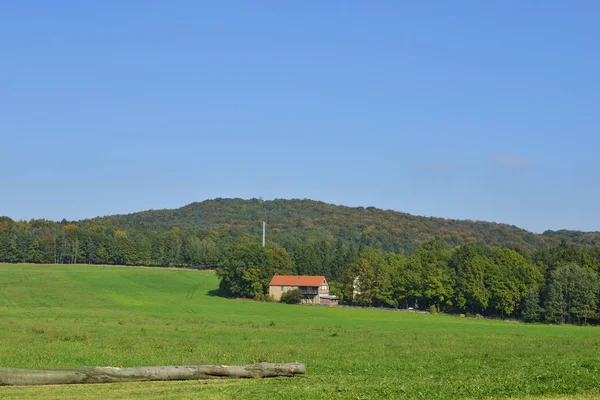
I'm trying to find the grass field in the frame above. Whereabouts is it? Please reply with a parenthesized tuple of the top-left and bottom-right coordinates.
(1, 264, 600, 399)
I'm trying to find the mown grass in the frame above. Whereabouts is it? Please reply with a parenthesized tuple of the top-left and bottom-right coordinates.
(0, 264, 599, 399)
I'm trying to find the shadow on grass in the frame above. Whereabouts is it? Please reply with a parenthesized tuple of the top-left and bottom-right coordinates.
(206, 288, 229, 298)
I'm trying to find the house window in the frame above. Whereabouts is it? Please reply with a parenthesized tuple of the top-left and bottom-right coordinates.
(281, 286, 284, 291)
(321, 285, 327, 290)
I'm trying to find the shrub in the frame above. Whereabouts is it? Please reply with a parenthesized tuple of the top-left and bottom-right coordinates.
(253, 293, 276, 302)
(264, 294, 276, 303)
(281, 289, 303, 304)
(429, 304, 437, 314)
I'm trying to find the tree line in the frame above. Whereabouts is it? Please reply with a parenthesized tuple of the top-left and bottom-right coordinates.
(217, 239, 600, 325)
(0, 218, 224, 268)
(1, 216, 599, 324)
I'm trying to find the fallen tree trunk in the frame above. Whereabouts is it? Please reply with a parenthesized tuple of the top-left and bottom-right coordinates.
(0, 362, 305, 386)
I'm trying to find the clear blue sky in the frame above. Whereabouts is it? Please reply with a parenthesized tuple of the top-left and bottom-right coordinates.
(1, 1, 599, 233)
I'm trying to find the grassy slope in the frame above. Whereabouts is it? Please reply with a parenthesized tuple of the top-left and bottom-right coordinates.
(1, 264, 599, 400)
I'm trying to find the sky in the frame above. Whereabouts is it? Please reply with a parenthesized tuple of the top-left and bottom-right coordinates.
(1, 1, 599, 233)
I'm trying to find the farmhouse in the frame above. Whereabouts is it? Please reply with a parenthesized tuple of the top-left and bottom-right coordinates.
(269, 275, 338, 306)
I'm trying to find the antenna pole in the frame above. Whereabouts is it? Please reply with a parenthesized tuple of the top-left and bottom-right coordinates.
(262, 221, 266, 247)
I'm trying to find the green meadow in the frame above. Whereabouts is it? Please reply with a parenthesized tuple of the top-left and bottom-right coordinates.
(1, 264, 599, 399)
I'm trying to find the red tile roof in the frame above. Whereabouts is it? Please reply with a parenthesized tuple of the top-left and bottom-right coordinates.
(269, 275, 326, 287)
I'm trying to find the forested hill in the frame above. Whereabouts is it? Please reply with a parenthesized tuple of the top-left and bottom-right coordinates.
(86, 198, 598, 254)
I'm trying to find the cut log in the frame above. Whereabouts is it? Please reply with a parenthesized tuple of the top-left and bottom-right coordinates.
(0, 362, 305, 386)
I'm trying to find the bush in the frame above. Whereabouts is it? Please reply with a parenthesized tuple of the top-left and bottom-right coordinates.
(264, 294, 276, 303)
(281, 289, 303, 304)
(429, 304, 437, 314)
(253, 293, 277, 302)
(253, 293, 263, 302)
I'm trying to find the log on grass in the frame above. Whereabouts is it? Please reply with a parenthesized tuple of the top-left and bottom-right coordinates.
(0, 362, 305, 386)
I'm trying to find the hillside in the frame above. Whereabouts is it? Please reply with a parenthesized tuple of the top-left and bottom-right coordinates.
(87, 198, 598, 254)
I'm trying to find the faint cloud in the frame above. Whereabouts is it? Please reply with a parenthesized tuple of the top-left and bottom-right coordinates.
(493, 154, 532, 168)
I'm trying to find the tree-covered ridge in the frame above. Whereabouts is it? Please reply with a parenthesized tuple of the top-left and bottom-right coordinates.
(84, 198, 598, 254)
(542, 229, 600, 247)
(1, 198, 600, 323)
(1, 198, 599, 270)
